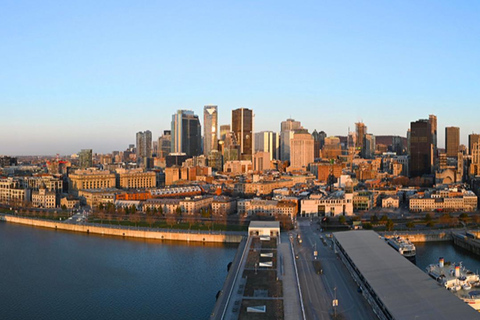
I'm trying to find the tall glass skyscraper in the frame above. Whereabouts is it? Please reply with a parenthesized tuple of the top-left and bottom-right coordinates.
(171, 110, 202, 157)
(203, 105, 218, 156)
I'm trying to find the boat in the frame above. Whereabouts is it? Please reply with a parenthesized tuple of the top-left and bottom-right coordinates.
(386, 236, 416, 262)
(426, 257, 480, 311)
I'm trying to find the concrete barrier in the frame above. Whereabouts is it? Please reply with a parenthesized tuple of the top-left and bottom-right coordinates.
(1, 215, 244, 244)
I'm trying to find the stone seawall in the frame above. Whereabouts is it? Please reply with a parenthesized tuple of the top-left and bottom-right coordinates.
(380, 230, 480, 242)
(1, 215, 244, 244)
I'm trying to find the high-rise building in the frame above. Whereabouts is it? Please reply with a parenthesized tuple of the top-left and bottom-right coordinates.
(136, 130, 152, 160)
(171, 110, 202, 157)
(203, 105, 218, 156)
(157, 130, 172, 159)
(469, 134, 480, 156)
(232, 108, 254, 161)
(78, 149, 93, 169)
(429, 114, 437, 156)
(289, 129, 314, 170)
(280, 118, 302, 162)
(445, 126, 460, 158)
(355, 122, 367, 151)
(254, 131, 279, 160)
(363, 134, 376, 159)
(220, 125, 231, 142)
(409, 119, 433, 177)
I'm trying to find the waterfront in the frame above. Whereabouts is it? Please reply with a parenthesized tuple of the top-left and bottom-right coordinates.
(0, 222, 237, 320)
(416, 241, 480, 274)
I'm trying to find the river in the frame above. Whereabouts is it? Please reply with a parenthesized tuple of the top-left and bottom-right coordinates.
(416, 241, 480, 273)
(0, 222, 237, 320)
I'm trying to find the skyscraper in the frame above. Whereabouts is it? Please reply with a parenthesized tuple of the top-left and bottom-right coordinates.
(355, 122, 367, 151)
(280, 118, 302, 162)
(232, 108, 254, 161)
(362, 134, 376, 159)
(78, 149, 93, 169)
(171, 110, 202, 157)
(220, 125, 231, 141)
(429, 114, 437, 156)
(136, 130, 152, 160)
(157, 130, 172, 159)
(409, 119, 433, 177)
(445, 126, 460, 158)
(469, 133, 480, 156)
(255, 131, 279, 160)
(289, 129, 314, 170)
(203, 105, 218, 156)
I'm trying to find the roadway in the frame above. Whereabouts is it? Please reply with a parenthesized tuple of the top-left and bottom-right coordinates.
(291, 219, 377, 320)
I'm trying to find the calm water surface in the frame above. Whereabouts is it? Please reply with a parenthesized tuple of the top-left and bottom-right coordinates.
(416, 241, 480, 273)
(0, 222, 237, 320)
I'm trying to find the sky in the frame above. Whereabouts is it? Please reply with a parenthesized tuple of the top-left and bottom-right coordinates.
(1, 0, 479, 155)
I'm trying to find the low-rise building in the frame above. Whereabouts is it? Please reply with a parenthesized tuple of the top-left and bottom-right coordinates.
(60, 196, 80, 209)
(212, 196, 237, 215)
(353, 191, 374, 211)
(31, 187, 56, 208)
(115, 168, 156, 189)
(409, 190, 477, 212)
(382, 196, 400, 208)
(78, 188, 120, 207)
(300, 191, 354, 217)
(238, 199, 297, 217)
(69, 169, 116, 195)
(144, 196, 213, 215)
(0, 177, 26, 205)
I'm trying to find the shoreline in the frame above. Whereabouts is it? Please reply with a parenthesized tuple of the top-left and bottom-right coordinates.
(0, 214, 245, 244)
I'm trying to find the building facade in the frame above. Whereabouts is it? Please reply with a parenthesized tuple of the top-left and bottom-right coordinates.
(232, 108, 254, 161)
(203, 105, 218, 156)
(171, 110, 202, 157)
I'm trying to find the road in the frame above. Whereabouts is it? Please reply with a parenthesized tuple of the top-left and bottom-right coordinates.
(291, 219, 377, 320)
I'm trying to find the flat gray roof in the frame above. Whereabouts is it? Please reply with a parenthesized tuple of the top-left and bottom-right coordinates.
(334, 231, 480, 320)
(248, 221, 280, 229)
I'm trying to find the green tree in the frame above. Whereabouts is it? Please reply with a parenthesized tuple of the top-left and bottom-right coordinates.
(338, 215, 346, 224)
(363, 223, 373, 230)
(370, 215, 379, 223)
(406, 221, 415, 229)
(380, 214, 388, 222)
(426, 221, 435, 228)
(386, 219, 394, 231)
(425, 213, 432, 222)
(176, 206, 182, 215)
(61, 204, 67, 211)
(459, 213, 469, 221)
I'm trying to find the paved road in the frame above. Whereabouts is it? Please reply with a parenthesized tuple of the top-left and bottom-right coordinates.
(292, 219, 377, 320)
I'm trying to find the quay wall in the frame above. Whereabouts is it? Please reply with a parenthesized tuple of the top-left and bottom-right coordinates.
(379, 230, 480, 242)
(0, 215, 244, 244)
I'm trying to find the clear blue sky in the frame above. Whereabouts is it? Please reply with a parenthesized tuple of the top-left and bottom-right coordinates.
(1, 0, 479, 155)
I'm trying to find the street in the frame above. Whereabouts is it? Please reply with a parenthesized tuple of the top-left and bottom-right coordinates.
(291, 219, 377, 320)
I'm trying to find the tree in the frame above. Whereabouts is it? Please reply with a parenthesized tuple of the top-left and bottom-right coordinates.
(380, 214, 388, 222)
(166, 214, 176, 229)
(426, 221, 435, 228)
(61, 204, 67, 211)
(406, 221, 415, 229)
(145, 206, 151, 216)
(129, 213, 141, 227)
(98, 203, 104, 211)
(146, 215, 155, 228)
(386, 219, 394, 231)
(425, 213, 432, 222)
(97, 211, 106, 224)
(363, 223, 373, 230)
(338, 216, 346, 224)
(370, 215, 379, 223)
(176, 206, 182, 215)
(459, 213, 469, 222)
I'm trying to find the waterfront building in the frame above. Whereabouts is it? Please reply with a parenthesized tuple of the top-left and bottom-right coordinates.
(212, 196, 237, 215)
(280, 118, 302, 162)
(78, 188, 119, 207)
(68, 169, 116, 195)
(78, 149, 93, 169)
(300, 191, 353, 217)
(446, 127, 460, 158)
(409, 190, 477, 212)
(31, 185, 56, 208)
(203, 105, 218, 156)
(115, 168, 156, 189)
(0, 177, 26, 205)
(409, 119, 434, 177)
(60, 196, 80, 209)
(232, 108, 254, 161)
(136, 130, 152, 160)
(143, 195, 213, 215)
(22, 175, 63, 193)
(171, 110, 202, 157)
(237, 199, 297, 217)
(289, 129, 314, 171)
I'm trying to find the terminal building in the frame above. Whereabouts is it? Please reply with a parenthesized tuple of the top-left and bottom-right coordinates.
(333, 231, 479, 320)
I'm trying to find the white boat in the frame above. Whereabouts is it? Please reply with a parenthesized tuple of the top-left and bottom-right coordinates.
(386, 236, 416, 262)
(426, 257, 480, 311)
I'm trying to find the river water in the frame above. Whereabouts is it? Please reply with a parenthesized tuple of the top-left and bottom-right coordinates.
(416, 241, 480, 273)
(0, 222, 237, 320)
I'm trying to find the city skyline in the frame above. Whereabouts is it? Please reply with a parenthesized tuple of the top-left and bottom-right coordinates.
(1, 1, 480, 155)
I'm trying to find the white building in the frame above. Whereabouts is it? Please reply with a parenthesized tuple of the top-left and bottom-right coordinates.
(301, 191, 354, 217)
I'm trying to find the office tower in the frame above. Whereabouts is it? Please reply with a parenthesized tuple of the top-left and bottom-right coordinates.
(203, 105, 218, 156)
(232, 108, 254, 161)
(363, 134, 376, 159)
(290, 129, 314, 170)
(429, 114, 437, 156)
(355, 122, 367, 151)
(470, 143, 480, 176)
(171, 110, 202, 157)
(280, 118, 302, 162)
(445, 126, 460, 158)
(136, 130, 152, 160)
(322, 136, 342, 159)
(220, 125, 231, 142)
(157, 130, 172, 159)
(409, 119, 433, 177)
(255, 131, 279, 160)
(469, 134, 480, 156)
(78, 149, 93, 169)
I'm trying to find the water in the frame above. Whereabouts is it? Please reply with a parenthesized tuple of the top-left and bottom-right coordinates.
(0, 222, 237, 320)
(416, 241, 480, 274)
